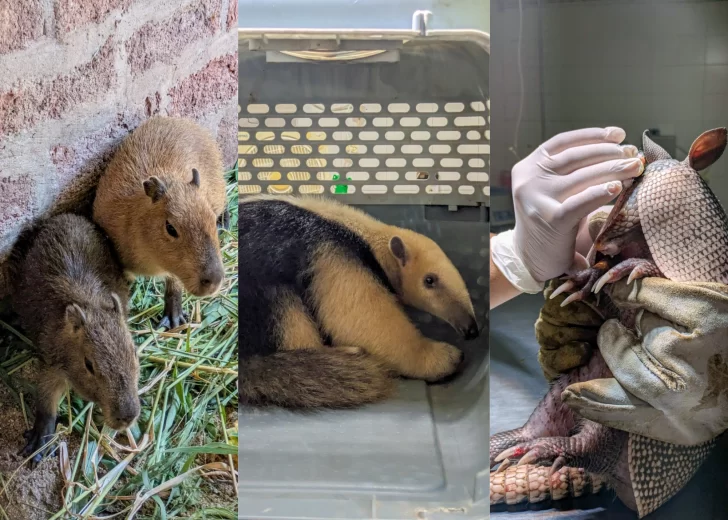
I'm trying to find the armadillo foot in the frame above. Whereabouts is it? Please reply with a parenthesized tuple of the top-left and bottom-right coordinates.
(593, 258, 662, 294)
(490, 427, 529, 468)
(553, 260, 611, 307)
(492, 423, 627, 476)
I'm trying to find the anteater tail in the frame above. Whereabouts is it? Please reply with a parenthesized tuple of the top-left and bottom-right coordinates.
(240, 348, 397, 409)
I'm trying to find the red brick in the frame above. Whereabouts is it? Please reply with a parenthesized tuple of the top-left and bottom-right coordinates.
(217, 106, 237, 167)
(226, 0, 236, 31)
(125, 0, 222, 75)
(52, 110, 143, 214)
(0, 37, 116, 137)
(0, 0, 44, 54)
(144, 91, 162, 117)
(167, 54, 237, 119)
(0, 174, 34, 237)
(54, 0, 134, 35)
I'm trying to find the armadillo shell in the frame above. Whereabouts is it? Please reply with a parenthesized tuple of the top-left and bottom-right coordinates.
(629, 433, 716, 518)
(639, 159, 728, 283)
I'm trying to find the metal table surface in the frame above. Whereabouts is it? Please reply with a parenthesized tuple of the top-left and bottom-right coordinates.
(490, 292, 728, 520)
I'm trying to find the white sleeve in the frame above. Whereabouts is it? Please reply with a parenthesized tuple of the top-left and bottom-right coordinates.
(491, 229, 544, 294)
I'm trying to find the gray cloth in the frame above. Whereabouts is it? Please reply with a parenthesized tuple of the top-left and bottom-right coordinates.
(563, 277, 728, 446)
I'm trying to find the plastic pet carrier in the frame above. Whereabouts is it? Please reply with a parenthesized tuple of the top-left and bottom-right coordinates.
(238, 5, 490, 519)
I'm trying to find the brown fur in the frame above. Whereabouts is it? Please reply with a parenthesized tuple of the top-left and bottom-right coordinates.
(92, 116, 226, 327)
(241, 349, 397, 409)
(9, 214, 140, 459)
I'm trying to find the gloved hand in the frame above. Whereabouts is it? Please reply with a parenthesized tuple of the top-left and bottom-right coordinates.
(535, 209, 612, 381)
(535, 279, 603, 381)
(562, 277, 728, 446)
(491, 127, 644, 293)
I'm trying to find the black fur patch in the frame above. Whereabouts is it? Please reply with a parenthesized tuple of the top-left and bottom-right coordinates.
(238, 199, 394, 359)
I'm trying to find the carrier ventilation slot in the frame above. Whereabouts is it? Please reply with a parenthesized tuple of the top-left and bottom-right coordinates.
(238, 100, 490, 205)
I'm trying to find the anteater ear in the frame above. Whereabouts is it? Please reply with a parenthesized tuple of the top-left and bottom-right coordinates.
(110, 293, 123, 315)
(389, 236, 408, 267)
(191, 168, 200, 188)
(143, 176, 167, 203)
(65, 303, 87, 332)
(687, 128, 727, 171)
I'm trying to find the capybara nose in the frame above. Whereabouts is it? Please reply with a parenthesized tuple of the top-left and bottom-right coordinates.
(200, 272, 222, 290)
(199, 264, 224, 295)
(114, 411, 137, 426)
(113, 401, 140, 429)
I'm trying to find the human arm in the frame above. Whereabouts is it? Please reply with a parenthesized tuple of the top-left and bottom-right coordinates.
(489, 127, 644, 310)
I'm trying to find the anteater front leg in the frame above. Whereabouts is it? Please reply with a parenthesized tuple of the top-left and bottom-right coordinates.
(21, 367, 65, 465)
(311, 259, 463, 382)
(159, 276, 188, 330)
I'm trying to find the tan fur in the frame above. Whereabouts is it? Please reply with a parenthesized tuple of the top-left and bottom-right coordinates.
(276, 292, 324, 351)
(310, 246, 462, 380)
(92, 116, 226, 297)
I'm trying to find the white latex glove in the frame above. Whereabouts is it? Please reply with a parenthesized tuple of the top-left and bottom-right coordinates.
(492, 128, 644, 293)
(563, 277, 728, 446)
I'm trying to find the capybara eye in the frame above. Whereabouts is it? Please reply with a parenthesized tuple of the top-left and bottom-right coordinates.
(84, 358, 95, 375)
(165, 221, 179, 238)
(424, 274, 438, 288)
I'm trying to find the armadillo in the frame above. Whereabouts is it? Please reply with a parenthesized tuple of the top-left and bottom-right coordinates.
(490, 128, 728, 517)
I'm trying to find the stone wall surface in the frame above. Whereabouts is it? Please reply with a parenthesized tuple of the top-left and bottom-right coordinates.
(0, 0, 238, 295)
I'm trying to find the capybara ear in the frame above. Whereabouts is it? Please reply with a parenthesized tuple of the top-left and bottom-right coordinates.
(191, 168, 200, 188)
(110, 293, 123, 315)
(65, 303, 87, 332)
(142, 176, 167, 203)
(389, 236, 408, 267)
(687, 128, 728, 171)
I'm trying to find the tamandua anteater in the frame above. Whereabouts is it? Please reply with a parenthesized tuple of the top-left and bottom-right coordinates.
(239, 195, 480, 409)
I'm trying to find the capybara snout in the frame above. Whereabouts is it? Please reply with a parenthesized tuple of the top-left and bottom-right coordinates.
(195, 249, 225, 296)
(109, 393, 141, 430)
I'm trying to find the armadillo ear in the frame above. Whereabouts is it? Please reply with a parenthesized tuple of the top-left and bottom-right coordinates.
(191, 168, 200, 188)
(65, 303, 87, 332)
(687, 128, 727, 171)
(642, 130, 672, 164)
(389, 236, 408, 267)
(143, 176, 167, 203)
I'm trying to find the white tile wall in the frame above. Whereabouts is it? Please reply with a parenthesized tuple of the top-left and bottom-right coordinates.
(492, 0, 728, 209)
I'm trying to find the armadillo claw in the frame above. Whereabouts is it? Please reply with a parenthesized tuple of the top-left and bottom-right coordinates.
(593, 258, 663, 294)
(494, 458, 514, 474)
(550, 280, 575, 300)
(556, 262, 611, 307)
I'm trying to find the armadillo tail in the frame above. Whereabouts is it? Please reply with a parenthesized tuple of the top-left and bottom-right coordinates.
(490, 465, 608, 506)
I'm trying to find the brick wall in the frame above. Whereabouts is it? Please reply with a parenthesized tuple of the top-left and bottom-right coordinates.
(0, 0, 238, 294)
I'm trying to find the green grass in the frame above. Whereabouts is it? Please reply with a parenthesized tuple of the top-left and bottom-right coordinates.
(0, 168, 239, 519)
